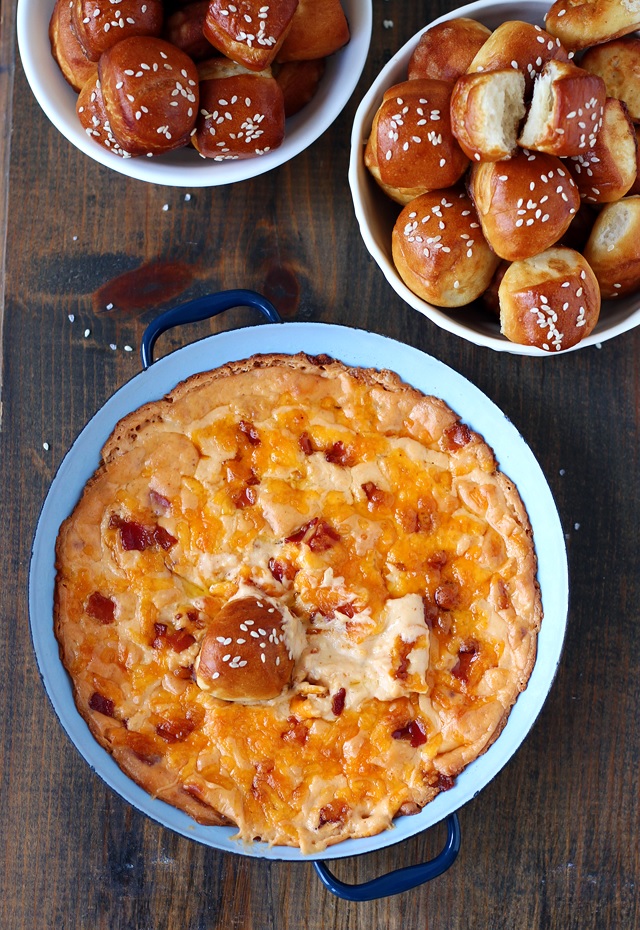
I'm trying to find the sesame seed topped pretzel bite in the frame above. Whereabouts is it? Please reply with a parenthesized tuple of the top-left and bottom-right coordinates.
(203, 0, 299, 72)
(392, 188, 501, 306)
(450, 69, 526, 162)
(76, 75, 133, 157)
(275, 0, 350, 62)
(49, 0, 98, 91)
(468, 149, 580, 261)
(365, 79, 470, 204)
(467, 21, 569, 97)
(566, 96, 637, 203)
(70, 0, 163, 62)
(192, 58, 285, 160)
(98, 36, 199, 156)
(498, 246, 600, 350)
(545, 0, 640, 51)
(518, 59, 606, 156)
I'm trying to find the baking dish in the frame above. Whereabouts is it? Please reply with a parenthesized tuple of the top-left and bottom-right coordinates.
(29, 290, 568, 898)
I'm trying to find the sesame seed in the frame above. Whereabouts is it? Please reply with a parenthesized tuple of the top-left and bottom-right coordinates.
(43, 442, 49, 451)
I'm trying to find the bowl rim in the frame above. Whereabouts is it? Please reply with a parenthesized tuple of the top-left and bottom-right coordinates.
(17, 0, 373, 186)
(348, 0, 640, 355)
(29, 319, 569, 862)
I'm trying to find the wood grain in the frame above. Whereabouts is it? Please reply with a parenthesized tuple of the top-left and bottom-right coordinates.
(1, 1, 639, 927)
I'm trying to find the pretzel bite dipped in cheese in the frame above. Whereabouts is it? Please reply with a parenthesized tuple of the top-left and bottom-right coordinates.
(193, 59, 285, 159)
(545, 0, 640, 51)
(581, 38, 640, 123)
(566, 97, 637, 203)
(450, 69, 526, 162)
(276, 0, 349, 62)
(468, 149, 580, 260)
(583, 196, 640, 296)
(163, 1, 213, 62)
(196, 593, 302, 702)
(203, 0, 299, 72)
(518, 59, 605, 157)
(98, 37, 199, 156)
(365, 80, 470, 205)
(76, 75, 132, 157)
(466, 21, 569, 96)
(407, 17, 492, 83)
(392, 188, 501, 307)
(49, 0, 97, 91)
(498, 246, 600, 350)
(70, 0, 163, 62)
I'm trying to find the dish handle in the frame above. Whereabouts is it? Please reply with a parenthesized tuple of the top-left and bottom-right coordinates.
(312, 813, 460, 901)
(140, 289, 282, 369)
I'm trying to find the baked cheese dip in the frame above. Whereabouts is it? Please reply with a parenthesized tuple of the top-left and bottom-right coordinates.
(54, 353, 541, 852)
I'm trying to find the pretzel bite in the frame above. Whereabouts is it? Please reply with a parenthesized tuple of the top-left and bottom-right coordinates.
(581, 38, 640, 123)
(70, 0, 163, 62)
(76, 75, 133, 157)
(203, 0, 298, 71)
(468, 150, 580, 260)
(193, 59, 285, 159)
(450, 69, 526, 162)
(498, 247, 600, 350)
(196, 595, 297, 702)
(49, 0, 98, 91)
(407, 17, 491, 82)
(518, 60, 605, 156)
(545, 0, 640, 51)
(567, 97, 637, 203)
(275, 59, 325, 117)
(276, 0, 349, 62)
(99, 37, 199, 156)
(364, 80, 469, 205)
(467, 21, 569, 96)
(163, 1, 213, 61)
(391, 189, 501, 307)
(583, 196, 640, 296)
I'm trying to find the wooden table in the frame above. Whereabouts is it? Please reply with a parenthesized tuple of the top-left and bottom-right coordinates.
(2, 1, 639, 927)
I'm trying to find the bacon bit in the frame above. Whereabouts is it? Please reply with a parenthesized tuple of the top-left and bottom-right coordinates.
(233, 486, 257, 509)
(318, 800, 349, 826)
(126, 732, 163, 766)
(167, 629, 196, 653)
(152, 622, 168, 648)
(325, 441, 355, 466)
(422, 598, 438, 628)
(173, 664, 194, 680)
(181, 783, 214, 808)
(186, 609, 201, 626)
(238, 420, 260, 445)
(86, 591, 116, 624)
(308, 521, 340, 551)
(268, 557, 297, 583)
(443, 422, 472, 450)
(109, 515, 176, 551)
(246, 469, 260, 486)
(436, 773, 456, 791)
(392, 719, 427, 747)
(298, 431, 314, 455)
(451, 642, 479, 681)
(427, 550, 448, 570)
(337, 602, 355, 618)
(149, 489, 170, 512)
(285, 517, 318, 543)
(251, 760, 277, 801)
(362, 481, 386, 504)
(435, 582, 461, 610)
(281, 716, 308, 745)
(331, 688, 346, 716)
(89, 691, 115, 718)
(156, 716, 196, 743)
(154, 525, 177, 550)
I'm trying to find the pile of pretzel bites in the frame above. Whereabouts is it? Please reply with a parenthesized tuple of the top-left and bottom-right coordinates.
(365, 2, 640, 352)
(49, 0, 349, 161)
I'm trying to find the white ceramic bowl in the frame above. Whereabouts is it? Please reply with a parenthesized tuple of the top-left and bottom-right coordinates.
(18, 0, 372, 186)
(349, 0, 640, 355)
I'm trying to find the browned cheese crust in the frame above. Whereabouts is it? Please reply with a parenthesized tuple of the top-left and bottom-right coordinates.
(55, 353, 542, 853)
